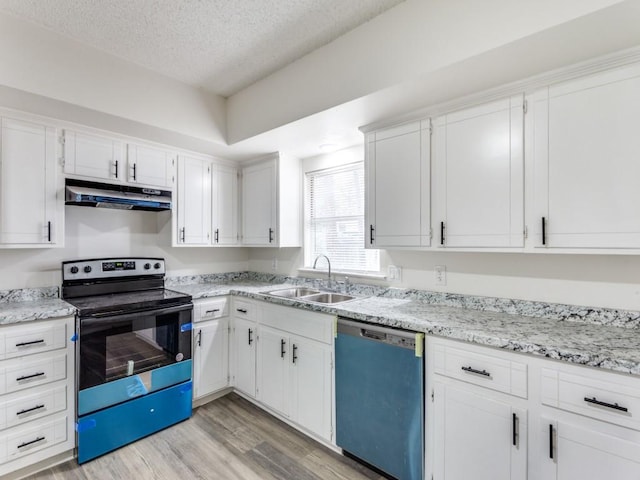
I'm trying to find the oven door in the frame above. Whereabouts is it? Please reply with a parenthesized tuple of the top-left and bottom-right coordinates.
(78, 303, 192, 416)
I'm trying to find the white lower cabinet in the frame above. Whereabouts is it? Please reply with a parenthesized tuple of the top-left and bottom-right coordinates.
(256, 325, 289, 415)
(192, 297, 230, 400)
(433, 381, 527, 480)
(231, 315, 257, 398)
(0, 316, 75, 478)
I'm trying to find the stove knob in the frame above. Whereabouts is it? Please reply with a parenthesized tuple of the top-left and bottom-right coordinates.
(154, 262, 162, 270)
(70, 266, 79, 274)
(144, 263, 151, 270)
(83, 265, 92, 274)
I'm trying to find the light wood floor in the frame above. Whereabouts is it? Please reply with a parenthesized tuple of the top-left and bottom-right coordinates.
(27, 393, 385, 480)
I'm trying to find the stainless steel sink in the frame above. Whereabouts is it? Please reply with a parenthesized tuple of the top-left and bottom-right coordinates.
(267, 287, 321, 298)
(302, 293, 356, 304)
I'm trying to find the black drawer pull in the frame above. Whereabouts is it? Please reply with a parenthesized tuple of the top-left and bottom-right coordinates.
(369, 224, 375, 244)
(584, 396, 629, 412)
(17, 372, 45, 382)
(440, 221, 445, 245)
(541, 216, 546, 246)
(280, 339, 286, 358)
(17, 436, 45, 449)
(461, 366, 490, 377)
(248, 328, 253, 346)
(236, 308, 248, 314)
(16, 339, 45, 347)
(549, 424, 554, 459)
(17, 404, 45, 416)
(292, 344, 298, 364)
(205, 309, 220, 314)
(512, 413, 517, 446)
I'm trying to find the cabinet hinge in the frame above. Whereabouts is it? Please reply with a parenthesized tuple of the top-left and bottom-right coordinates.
(227, 374, 230, 382)
(429, 227, 433, 239)
(431, 389, 434, 402)
(429, 119, 433, 135)
(523, 100, 528, 114)
(524, 225, 528, 239)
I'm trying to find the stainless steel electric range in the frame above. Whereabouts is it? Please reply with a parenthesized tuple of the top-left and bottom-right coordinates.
(61, 257, 193, 464)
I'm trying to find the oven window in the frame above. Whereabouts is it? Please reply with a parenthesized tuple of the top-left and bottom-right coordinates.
(80, 307, 192, 390)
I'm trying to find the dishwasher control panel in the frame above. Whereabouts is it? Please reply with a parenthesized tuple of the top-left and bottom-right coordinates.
(361, 328, 416, 349)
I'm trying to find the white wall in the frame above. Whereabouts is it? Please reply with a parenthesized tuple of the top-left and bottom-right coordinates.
(0, 12, 226, 147)
(0, 207, 248, 290)
(227, 0, 626, 142)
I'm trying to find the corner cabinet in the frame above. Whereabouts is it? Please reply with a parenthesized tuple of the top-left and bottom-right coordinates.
(364, 120, 431, 248)
(531, 62, 640, 249)
(0, 115, 63, 247)
(241, 153, 301, 247)
(432, 95, 524, 248)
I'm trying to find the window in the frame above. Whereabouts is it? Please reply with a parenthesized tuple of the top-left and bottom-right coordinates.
(305, 162, 379, 272)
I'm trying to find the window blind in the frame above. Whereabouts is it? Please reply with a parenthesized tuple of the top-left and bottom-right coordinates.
(305, 162, 379, 272)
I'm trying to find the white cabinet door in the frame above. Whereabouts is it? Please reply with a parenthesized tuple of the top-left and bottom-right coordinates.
(433, 96, 524, 248)
(289, 335, 332, 441)
(176, 155, 211, 245)
(0, 117, 60, 245)
(256, 325, 288, 416)
(366, 121, 430, 247)
(127, 144, 175, 189)
(212, 164, 238, 245)
(433, 381, 527, 480)
(231, 316, 256, 397)
(193, 318, 229, 399)
(535, 419, 640, 480)
(242, 160, 276, 246)
(64, 130, 124, 182)
(532, 64, 640, 249)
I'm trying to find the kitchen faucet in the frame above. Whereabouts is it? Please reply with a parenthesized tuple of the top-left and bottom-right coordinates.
(312, 254, 331, 288)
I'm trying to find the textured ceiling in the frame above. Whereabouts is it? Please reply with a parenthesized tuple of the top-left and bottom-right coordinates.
(0, 0, 404, 97)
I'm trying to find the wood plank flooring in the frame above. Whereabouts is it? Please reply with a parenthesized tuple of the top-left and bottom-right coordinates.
(26, 393, 385, 480)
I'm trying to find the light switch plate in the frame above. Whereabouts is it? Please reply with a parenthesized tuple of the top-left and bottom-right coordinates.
(388, 265, 402, 282)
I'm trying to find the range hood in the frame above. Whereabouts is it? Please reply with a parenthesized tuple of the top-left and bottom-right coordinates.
(65, 179, 172, 211)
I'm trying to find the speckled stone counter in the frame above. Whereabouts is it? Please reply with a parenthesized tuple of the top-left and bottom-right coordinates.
(0, 287, 76, 325)
(170, 275, 640, 376)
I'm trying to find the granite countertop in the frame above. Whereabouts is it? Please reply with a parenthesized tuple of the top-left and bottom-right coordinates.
(176, 280, 640, 376)
(2, 277, 639, 376)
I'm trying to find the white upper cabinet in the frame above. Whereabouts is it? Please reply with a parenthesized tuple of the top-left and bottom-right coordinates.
(176, 154, 211, 245)
(531, 63, 640, 249)
(212, 164, 238, 245)
(63, 130, 125, 182)
(127, 143, 175, 189)
(433, 95, 524, 248)
(365, 120, 431, 248)
(0, 116, 62, 246)
(241, 153, 301, 247)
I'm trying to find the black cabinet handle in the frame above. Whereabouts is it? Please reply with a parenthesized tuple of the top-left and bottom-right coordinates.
(204, 309, 220, 314)
(461, 366, 490, 377)
(369, 224, 375, 244)
(197, 330, 202, 347)
(17, 372, 45, 382)
(47, 221, 51, 242)
(292, 344, 298, 364)
(248, 328, 253, 346)
(214, 228, 219, 243)
(16, 339, 45, 347)
(17, 436, 45, 449)
(268, 228, 274, 243)
(114, 160, 119, 179)
(584, 396, 628, 412)
(549, 424, 554, 459)
(17, 404, 45, 416)
(440, 221, 445, 245)
(132, 163, 137, 181)
(542, 217, 546, 246)
(512, 413, 517, 446)
(236, 308, 247, 314)
(280, 339, 286, 358)
(180, 227, 186, 243)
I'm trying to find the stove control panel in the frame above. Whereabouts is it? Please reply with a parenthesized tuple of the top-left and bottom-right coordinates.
(63, 258, 166, 281)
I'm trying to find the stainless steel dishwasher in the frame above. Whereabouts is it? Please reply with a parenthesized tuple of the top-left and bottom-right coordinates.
(336, 317, 424, 480)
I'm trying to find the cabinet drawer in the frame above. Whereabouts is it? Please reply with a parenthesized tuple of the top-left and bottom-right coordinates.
(434, 343, 527, 398)
(195, 297, 229, 322)
(3, 321, 67, 360)
(261, 303, 333, 344)
(542, 368, 640, 430)
(0, 384, 67, 432)
(0, 414, 68, 464)
(233, 299, 256, 321)
(0, 352, 67, 395)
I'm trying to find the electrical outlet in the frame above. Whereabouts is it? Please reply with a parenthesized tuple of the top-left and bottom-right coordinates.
(434, 265, 446, 286)
(271, 257, 278, 270)
(387, 265, 402, 282)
